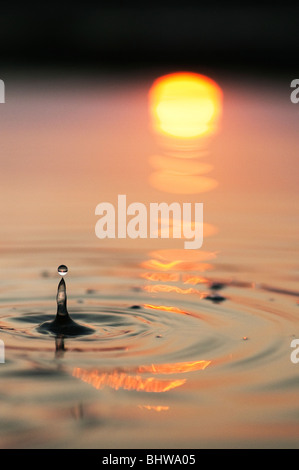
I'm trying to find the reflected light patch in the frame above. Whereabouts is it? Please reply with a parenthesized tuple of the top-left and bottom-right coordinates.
(144, 304, 191, 316)
(149, 154, 213, 174)
(149, 172, 218, 194)
(183, 275, 208, 285)
(138, 405, 169, 412)
(73, 368, 186, 393)
(143, 303, 206, 320)
(140, 272, 180, 282)
(149, 219, 218, 239)
(141, 260, 184, 271)
(138, 360, 211, 374)
(141, 259, 214, 272)
(143, 284, 201, 296)
(151, 249, 217, 262)
(149, 72, 222, 138)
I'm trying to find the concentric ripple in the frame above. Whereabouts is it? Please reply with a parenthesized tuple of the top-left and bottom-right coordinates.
(0, 280, 296, 375)
(0, 266, 298, 450)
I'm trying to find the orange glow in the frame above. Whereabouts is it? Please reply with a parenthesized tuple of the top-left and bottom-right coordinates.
(143, 302, 206, 319)
(149, 218, 217, 238)
(138, 360, 211, 374)
(73, 368, 186, 393)
(144, 304, 191, 315)
(138, 405, 169, 412)
(149, 154, 213, 173)
(73, 359, 211, 394)
(141, 259, 184, 271)
(149, 172, 218, 194)
(141, 259, 213, 272)
(143, 284, 201, 296)
(140, 272, 180, 282)
(151, 249, 217, 262)
(149, 72, 222, 138)
(183, 275, 208, 285)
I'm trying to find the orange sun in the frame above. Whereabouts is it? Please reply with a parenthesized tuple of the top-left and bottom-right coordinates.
(149, 72, 222, 138)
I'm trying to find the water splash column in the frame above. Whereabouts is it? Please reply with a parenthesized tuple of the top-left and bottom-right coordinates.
(37, 265, 94, 337)
(57, 265, 69, 318)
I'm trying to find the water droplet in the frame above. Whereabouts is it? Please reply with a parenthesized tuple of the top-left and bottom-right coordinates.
(56, 278, 68, 317)
(58, 265, 68, 276)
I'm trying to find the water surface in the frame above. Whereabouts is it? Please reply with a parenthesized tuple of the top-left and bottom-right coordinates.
(0, 74, 298, 448)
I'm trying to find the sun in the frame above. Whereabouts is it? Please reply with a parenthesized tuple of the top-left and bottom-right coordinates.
(149, 72, 222, 138)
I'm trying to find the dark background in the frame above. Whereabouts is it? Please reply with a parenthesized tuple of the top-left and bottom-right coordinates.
(0, 1, 298, 76)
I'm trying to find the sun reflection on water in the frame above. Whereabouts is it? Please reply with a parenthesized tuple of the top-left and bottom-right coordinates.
(141, 71, 223, 329)
(148, 71, 221, 197)
(73, 359, 211, 394)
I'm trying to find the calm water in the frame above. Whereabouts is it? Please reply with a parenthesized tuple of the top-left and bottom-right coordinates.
(0, 73, 298, 448)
